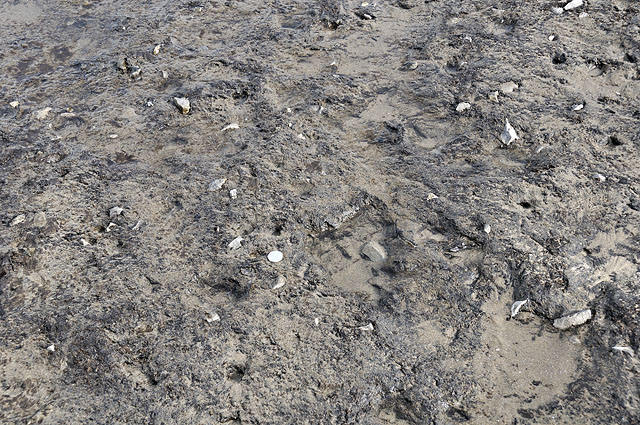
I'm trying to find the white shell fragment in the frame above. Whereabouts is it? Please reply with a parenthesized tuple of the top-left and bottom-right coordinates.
(593, 173, 606, 182)
(153, 44, 161, 55)
(456, 102, 471, 112)
(579, 11, 588, 18)
(510, 299, 528, 318)
(548, 35, 556, 41)
(427, 193, 439, 200)
(361, 241, 387, 262)
(80, 238, 91, 246)
(612, 346, 635, 356)
(564, 0, 583, 10)
(484, 223, 491, 234)
(553, 309, 592, 330)
(572, 103, 584, 111)
(359, 323, 374, 331)
(35, 107, 52, 120)
(105, 222, 117, 232)
(205, 313, 220, 323)
(228, 237, 243, 250)
(552, 7, 564, 15)
(10, 214, 26, 226)
(9, 101, 19, 108)
(267, 250, 284, 263)
(488, 91, 499, 102)
(174, 97, 190, 114)
(500, 81, 519, 94)
(47, 344, 55, 352)
(222, 122, 240, 132)
(500, 119, 519, 145)
(108, 133, 118, 139)
(109, 206, 124, 218)
(273, 275, 286, 289)
(208, 178, 227, 191)
(229, 189, 238, 199)
(314, 317, 320, 326)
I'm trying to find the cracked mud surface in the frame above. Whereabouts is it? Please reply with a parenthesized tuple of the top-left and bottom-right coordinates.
(1, 1, 639, 424)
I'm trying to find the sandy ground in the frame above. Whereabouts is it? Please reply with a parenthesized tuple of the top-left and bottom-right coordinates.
(1, 0, 639, 424)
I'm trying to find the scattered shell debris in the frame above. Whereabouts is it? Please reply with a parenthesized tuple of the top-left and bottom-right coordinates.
(361, 241, 387, 262)
(273, 275, 286, 290)
(205, 313, 220, 323)
(500, 81, 519, 94)
(359, 323, 374, 331)
(208, 178, 227, 191)
(109, 206, 124, 218)
(9, 101, 19, 108)
(510, 299, 528, 318)
(456, 102, 471, 112)
(553, 309, 592, 330)
(229, 189, 238, 199)
(174, 97, 190, 114)
(228, 237, 243, 250)
(564, 0, 584, 10)
(10, 214, 26, 226)
(33, 212, 47, 228)
(267, 250, 284, 263)
(500, 119, 519, 145)
(35, 107, 52, 120)
(612, 346, 635, 356)
(222, 122, 239, 132)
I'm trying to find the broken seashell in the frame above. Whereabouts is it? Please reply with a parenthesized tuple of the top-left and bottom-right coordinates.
(553, 309, 592, 330)
(9, 101, 19, 108)
(572, 103, 584, 111)
(488, 91, 499, 102)
(273, 275, 286, 289)
(612, 346, 635, 356)
(35, 107, 52, 120)
(510, 299, 528, 318)
(228, 237, 243, 250)
(593, 173, 606, 182)
(267, 250, 284, 263)
(500, 81, 519, 94)
(484, 223, 491, 234)
(47, 344, 55, 352)
(500, 119, 519, 145)
(153, 44, 161, 55)
(109, 206, 124, 218)
(564, 0, 583, 10)
(222, 122, 239, 132)
(208, 178, 227, 191)
(427, 193, 438, 200)
(552, 7, 564, 15)
(359, 323, 374, 331)
(229, 189, 237, 199)
(174, 97, 190, 114)
(456, 102, 471, 112)
(10, 214, 26, 226)
(205, 313, 220, 323)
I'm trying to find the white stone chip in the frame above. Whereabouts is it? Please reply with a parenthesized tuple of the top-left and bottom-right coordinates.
(9, 101, 19, 108)
(456, 102, 471, 112)
(208, 178, 227, 191)
(10, 214, 26, 226)
(564, 0, 583, 11)
(500, 81, 519, 94)
(228, 237, 243, 250)
(174, 97, 190, 114)
(47, 344, 55, 352)
(273, 275, 286, 289)
(35, 107, 52, 120)
(229, 189, 238, 199)
(109, 206, 124, 218)
(510, 299, 528, 318)
(206, 313, 220, 323)
(361, 241, 387, 262)
(222, 123, 240, 132)
(359, 323, 374, 331)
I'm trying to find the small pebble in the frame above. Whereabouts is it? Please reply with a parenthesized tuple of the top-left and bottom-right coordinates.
(80, 238, 91, 246)
(267, 250, 284, 263)
(108, 134, 119, 139)
(205, 313, 220, 323)
(548, 35, 556, 41)
(47, 344, 55, 352)
(162, 70, 169, 79)
(314, 317, 320, 326)
(579, 11, 588, 18)
(484, 223, 491, 234)
(500, 81, 519, 94)
(229, 189, 238, 199)
(174, 97, 190, 114)
(572, 103, 584, 111)
(552, 7, 564, 15)
(10, 214, 26, 226)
